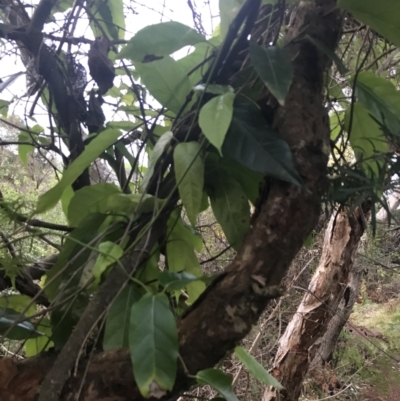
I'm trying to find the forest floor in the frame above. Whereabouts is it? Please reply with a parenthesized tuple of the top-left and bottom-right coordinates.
(303, 298, 400, 401)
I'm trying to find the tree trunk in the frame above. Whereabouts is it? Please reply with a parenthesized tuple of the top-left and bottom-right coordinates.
(310, 270, 362, 368)
(263, 205, 370, 401)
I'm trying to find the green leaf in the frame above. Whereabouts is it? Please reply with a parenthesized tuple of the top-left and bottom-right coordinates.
(223, 96, 301, 186)
(130, 293, 178, 397)
(234, 346, 284, 389)
(93, 241, 124, 284)
(199, 92, 235, 155)
(166, 237, 205, 302)
(135, 57, 193, 114)
(249, 43, 293, 106)
(197, 369, 239, 401)
(219, 0, 245, 39)
(61, 185, 74, 219)
(18, 132, 34, 165)
(68, 183, 121, 226)
(174, 142, 204, 226)
(103, 285, 143, 350)
(338, 0, 400, 47)
(345, 102, 389, 177)
(0, 99, 9, 117)
(106, 121, 139, 131)
(89, 0, 125, 40)
(220, 157, 263, 204)
(167, 211, 203, 252)
(166, 213, 205, 302)
(355, 71, 400, 136)
(159, 271, 200, 291)
(200, 191, 209, 212)
(206, 168, 250, 250)
(178, 42, 214, 85)
(0, 294, 36, 316)
(37, 129, 121, 213)
(305, 35, 348, 76)
(118, 21, 205, 62)
(25, 319, 53, 356)
(142, 131, 173, 191)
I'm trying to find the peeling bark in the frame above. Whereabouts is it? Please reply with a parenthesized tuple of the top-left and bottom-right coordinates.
(310, 270, 362, 369)
(263, 205, 370, 401)
(0, 1, 342, 400)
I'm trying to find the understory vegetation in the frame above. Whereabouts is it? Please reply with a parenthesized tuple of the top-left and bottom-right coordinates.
(2, 0, 400, 400)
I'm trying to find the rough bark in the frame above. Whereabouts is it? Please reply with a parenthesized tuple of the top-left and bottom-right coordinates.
(310, 270, 362, 368)
(263, 205, 370, 401)
(0, 1, 342, 400)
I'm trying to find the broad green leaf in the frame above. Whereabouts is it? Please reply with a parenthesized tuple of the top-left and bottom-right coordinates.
(197, 369, 239, 401)
(338, 0, 400, 47)
(178, 42, 214, 85)
(106, 121, 139, 131)
(207, 170, 250, 250)
(221, 157, 263, 204)
(174, 142, 205, 226)
(89, 0, 125, 40)
(355, 71, 400, 136)
(142, 131, 173, 191)
(166, 235, 205, 302)
(345, 102, 389, 177)
(18, 132, 34, 165)
(118, 21, 205, 62)
(234, 346, 283, 389)
(167, 211, 203, 252)
(92, 241, 124, 284)
(135, 57, 193, 114)
(61, 185, 74, 219)
(167, 213, 205, 302)
(0, 294, 36, 317)
(223, 96, 301, 186)
(249, 43, 293, 106)
(200, 191, 209, 212)
(103, 285, 143, 350)
(68, 183, 121, 226)
(159, 271, 200, 291)
(25, 319, 53, 356)
(199, 92, 235, 155)
(219, 0, 245, 39)
(0, 99, 9, 117)
(37, 129, 121, 213)
(130, 293, 178, 397)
